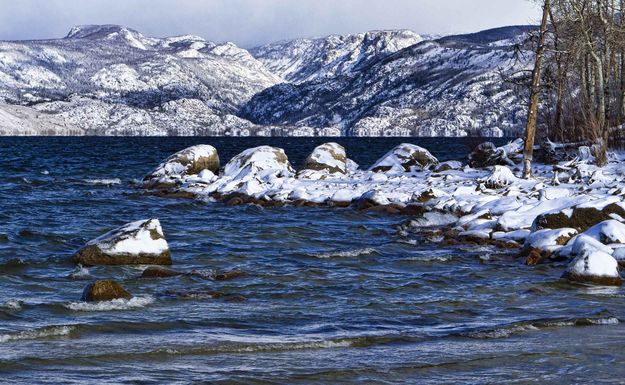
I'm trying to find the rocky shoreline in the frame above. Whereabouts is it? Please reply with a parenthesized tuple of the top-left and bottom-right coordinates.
(67, 139, 625, 304)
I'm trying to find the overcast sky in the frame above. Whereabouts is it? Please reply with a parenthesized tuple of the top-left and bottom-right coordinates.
(0, 0, 540, 47)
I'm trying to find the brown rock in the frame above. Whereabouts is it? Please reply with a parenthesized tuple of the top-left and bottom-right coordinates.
(562, 271, 623, 286)
(81, 280, 132, 302)
(213, 269, 246, 281)
(141, 266, 183, 278)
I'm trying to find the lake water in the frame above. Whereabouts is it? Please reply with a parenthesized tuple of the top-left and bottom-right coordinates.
(1, 137, 624, 384)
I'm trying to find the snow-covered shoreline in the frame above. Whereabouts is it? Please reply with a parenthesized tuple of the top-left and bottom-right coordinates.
(142, 141, 625, 286)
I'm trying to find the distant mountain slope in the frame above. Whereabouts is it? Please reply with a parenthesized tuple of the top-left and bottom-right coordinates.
(0, 25, 283, 135)
(244, 26, 535, 137)
(0, 103, 83, 135)
(250, 30, 423, 83)
(0, 25, 534, 136)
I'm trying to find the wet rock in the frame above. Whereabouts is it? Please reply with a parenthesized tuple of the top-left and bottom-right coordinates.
(81, 280, 131, 302)
(370, 143, 438, 173)
(73, 219, 171, 266)
(141, 266, 182, 278)
(525, 248, 545, 266)
(143, 145, 219, 188)
(468, 139, 523, 168)
(213, 269, 247, 281)
(298, 142, 347, 175)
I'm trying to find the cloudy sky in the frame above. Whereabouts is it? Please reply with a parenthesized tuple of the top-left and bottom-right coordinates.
(0, 0, 539, 47)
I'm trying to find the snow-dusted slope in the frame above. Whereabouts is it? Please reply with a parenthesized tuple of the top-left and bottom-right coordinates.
(250, 30, 423, 83)
(244, 26, 535, 137)
(0, 25, 285, 135)
(0, 25, 534, 136)
(0, 104, 83, 135)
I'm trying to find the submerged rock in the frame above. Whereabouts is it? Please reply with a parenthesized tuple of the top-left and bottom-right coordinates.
(141, 266, 182, 278)
(81, 280, 132, 302)
(213, 269, 247, 281)
(299, 142, 347, 175)
(143, 145, 219, 188)
(370, 143, 438, 173)
(73, 219, 171, 266)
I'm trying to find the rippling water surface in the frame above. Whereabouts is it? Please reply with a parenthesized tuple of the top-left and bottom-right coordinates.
(1, 137, 625, 384)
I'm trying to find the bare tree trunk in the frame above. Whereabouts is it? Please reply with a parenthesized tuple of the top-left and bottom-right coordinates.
(523, 0, 551, 179)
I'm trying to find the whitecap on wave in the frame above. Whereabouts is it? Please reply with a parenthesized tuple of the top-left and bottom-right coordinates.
(0, 325, 75, 343)
(1, 299, 23, 310)
(466, 316, 620, 339)
(312, 247, 378, 259)
(68, 265, 91, 279)
(65, 296, 154, 311)
(83, 178, 122, 186)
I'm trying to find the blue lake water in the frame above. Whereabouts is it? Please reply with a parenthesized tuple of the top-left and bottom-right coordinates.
(1, 137, 624, 384)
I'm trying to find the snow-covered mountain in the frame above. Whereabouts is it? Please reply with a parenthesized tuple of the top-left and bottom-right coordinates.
(245, 26, 535, 137)
(0, 24, 534, 136)
(250, 30, 423, 83)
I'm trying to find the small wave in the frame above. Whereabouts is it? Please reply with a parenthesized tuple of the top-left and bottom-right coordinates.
(406, 255, 454, 262)
(464, 316, 619, 339)
(68, 265, 91, 279)
(1, 299, 23, 310)
(65, 296, 154, 312)
(0, 325, 75, 343)
(83, 178, 122, 186)
(311, 247, 378, 259)
(227, 339, 352, 353)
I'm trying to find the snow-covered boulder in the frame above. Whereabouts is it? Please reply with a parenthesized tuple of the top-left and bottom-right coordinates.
(524, 228, 577, 255)
(143, 145, 219, 188)
(298, 142, 347, 175)
(223, 146, 294, 181)
(562, 235, 622, 286)
(73, 219, 171, 266)
(370, 144, 438, 173)
(533, 198, 625, 232)
(481, 166, 519, 189)
(583, 220, 625, 244)
(81, 280, 132, 302)
(434, 160, 463, 173)
(468, 139, 523, 168)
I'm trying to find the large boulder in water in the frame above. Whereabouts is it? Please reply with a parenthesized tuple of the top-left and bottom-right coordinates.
(223, 146, 295, 181)
(143, 145, 219, 188)
(562, 235, 622, 286)
(81, 280, 132, 301)
(73, 219, 171, 266)
(370, 144, 438, 173)
(299, 142, 347, 175)
(468, 139, 523, 168)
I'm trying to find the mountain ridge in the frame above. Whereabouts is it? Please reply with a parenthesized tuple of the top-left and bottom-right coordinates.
(0, 24, 534, 136)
